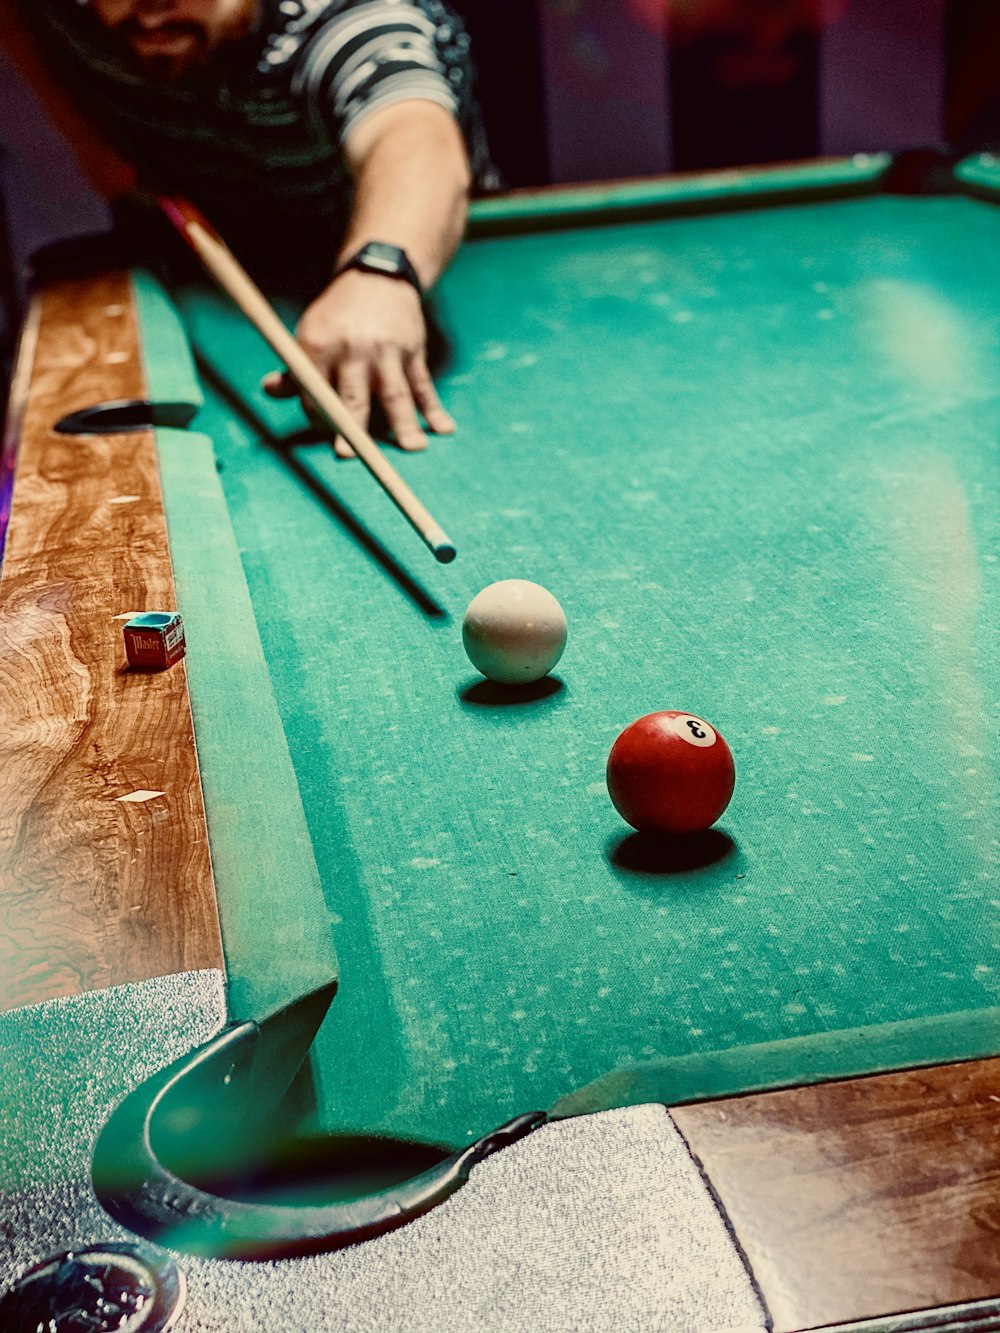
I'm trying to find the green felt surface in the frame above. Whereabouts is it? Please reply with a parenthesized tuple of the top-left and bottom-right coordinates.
(151, 180, 1000, 1149)
(955, 151, 1000, 201)
(130, 270, 204, 413)
(467, 151, 891, 232)
(155, 428, 337, 1023)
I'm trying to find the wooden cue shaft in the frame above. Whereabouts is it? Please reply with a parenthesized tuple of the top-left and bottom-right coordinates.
(158, 196, 457, 564)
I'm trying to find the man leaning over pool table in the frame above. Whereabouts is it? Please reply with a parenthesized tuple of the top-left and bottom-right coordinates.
(1, 0, 492, 454)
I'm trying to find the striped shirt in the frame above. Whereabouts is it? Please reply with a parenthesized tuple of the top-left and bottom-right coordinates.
(21, 0, 490, 245)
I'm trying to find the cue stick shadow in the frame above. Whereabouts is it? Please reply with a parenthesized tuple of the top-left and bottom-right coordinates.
(92, 983, 546, 1259)
(191, 349, 447, 622)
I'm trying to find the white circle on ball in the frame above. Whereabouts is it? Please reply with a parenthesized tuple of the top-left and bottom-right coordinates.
(669, 714, 718, 748)
(463, 579, 567, 684)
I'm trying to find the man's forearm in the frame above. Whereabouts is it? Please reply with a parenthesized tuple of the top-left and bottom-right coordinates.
(339, 100, 472, 290)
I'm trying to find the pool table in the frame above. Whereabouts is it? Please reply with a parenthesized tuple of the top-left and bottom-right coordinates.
(3, 152, 1000, 1332)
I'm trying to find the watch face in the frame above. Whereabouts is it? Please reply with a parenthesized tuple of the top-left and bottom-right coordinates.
(358, 243, 407, 275)
(341, 243, 421, 293)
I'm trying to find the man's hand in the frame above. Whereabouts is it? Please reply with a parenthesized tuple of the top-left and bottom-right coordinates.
(262, 268, 455, 457)
(262, 97, 470, 458)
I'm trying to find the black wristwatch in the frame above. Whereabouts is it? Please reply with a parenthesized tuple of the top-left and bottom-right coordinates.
(335, 242, 423, 296)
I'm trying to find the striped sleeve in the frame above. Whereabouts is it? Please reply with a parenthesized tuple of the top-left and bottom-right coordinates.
(292, 0, 473, 145)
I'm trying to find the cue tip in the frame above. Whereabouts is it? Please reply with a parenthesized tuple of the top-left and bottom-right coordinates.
(427, 524, 456, 563)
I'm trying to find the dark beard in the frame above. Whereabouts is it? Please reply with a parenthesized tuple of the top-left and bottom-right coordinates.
(115, 14, 258, 85)
(133, 50, 201, 81)
(114, 24, 208, 81)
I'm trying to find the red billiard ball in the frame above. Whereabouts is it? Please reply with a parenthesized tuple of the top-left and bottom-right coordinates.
(607, 711, 735, 835)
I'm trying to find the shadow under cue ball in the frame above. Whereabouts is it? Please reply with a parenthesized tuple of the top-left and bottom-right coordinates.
(607, 711, 736, 835)
(463, 580, 568, 684)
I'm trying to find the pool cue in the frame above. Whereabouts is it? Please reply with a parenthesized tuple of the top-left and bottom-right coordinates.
(158, 195, 457, 564)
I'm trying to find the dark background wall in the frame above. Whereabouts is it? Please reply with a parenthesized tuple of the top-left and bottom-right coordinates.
(460, 0, 954, 187)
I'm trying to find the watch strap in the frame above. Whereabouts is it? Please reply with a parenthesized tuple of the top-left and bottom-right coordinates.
(336, 242, 423, 295)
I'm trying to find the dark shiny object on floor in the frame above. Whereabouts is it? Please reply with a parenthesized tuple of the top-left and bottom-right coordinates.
(0, 1243, 186, 1332)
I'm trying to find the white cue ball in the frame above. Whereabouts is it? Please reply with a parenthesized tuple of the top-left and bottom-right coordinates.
(463, 580, 568, 685)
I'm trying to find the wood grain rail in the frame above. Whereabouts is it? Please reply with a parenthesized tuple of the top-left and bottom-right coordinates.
(674, 1058, 1000, 1331)
(0, 270, 223, 1012)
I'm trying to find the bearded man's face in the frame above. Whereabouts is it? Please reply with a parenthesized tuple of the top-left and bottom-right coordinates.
(90, 0, 257, 79)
